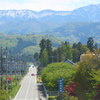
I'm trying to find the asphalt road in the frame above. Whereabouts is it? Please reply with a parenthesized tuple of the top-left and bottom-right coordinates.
(14, 66, 38, 100)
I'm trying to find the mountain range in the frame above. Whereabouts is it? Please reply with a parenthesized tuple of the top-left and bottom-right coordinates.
(1, 4, 100, 23)
(0, 4, 100, 44)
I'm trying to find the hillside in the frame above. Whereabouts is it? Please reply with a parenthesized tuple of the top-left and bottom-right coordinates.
(0, 20, 60, 34)
(43, 22, 100, 44)
(0, 4, 100, 34)
(0, 4, 100, 45)
(0, 33, 63, 55)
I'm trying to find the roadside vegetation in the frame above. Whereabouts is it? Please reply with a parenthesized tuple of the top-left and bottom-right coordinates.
(0, 72, 27, 100)
(0, 35, 99, 100)
(41, 62, 76, 91)
(38, 37, 100, 100)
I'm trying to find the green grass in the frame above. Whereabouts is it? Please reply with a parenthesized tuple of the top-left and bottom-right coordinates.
(7, 75, 23, 99)
(8, 84, 21, 99)
(0, 74, 27, 99)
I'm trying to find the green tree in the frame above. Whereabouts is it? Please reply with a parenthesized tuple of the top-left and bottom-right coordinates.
(39, 39, 46, 58)
(39, 39, 53, 65)
(56, 92, 78, 100)
(52, 49, 59, 62)
(57, 47, 63, 62)
(90, 69, 100, 86)
(41, 62, 76, 91)
(61, 42, 73, 60)
(72, 43, 77, 49)
(73, 51, 99, 100)
(34, 52, 39, 61)
(80, 45, 89, 53)
(72, 48, 80, 62)
(72, 43, 89, 62)
(87, 37, 94, 52)
(39, 49, 48, 67)
(46, 39, 52, 63)
(77, 42, 82, 51)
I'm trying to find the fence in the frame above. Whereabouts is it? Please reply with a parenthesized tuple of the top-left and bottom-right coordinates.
(42, 83, 59, 98)
(42, 83, 49, 99)
(47, 91, 59, 96)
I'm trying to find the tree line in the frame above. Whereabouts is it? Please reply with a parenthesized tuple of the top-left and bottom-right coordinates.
(35, 37, 97, 67)
(34, 37, 100, 100)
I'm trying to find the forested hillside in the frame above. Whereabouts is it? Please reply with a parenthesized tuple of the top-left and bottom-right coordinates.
(0, 4, 100, 45)
(0, 20, 60, 34)
(1, 22, 100, 44)
(0, 32, 63, 56)
(43, 22, 100, 44)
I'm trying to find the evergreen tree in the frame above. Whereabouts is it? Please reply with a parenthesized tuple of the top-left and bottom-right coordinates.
(57, 47, 63, 62)
(87, 37, 94, 52)
(34, 52, 39, 61)
(61, 42, 73, 60)
(39, 39, 53, 66)
(46, 39, 52, 63)
(72, 42, 89, 62)
(72, 48, 80, 62)
(52, 49, 59, 62)
(64, 41, 69, 45)
(39, 49, 48, 67)
(72, 43, 77, 49)
(39, 39, 46, 58)
(77, 42, 82, 51)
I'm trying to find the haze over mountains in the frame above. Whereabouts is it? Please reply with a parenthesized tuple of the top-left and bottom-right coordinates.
(1, 4, 100, 23)
(0, 4, 100, 44)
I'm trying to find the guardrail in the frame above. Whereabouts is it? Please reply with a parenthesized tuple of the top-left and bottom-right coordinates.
(42, 83, 49, 99)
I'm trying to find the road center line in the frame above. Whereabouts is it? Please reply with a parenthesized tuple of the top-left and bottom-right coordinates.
(25, 74, 32, 100)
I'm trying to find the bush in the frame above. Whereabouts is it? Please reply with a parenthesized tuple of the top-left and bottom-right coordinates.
(48, 96, 57, 100)
(56, 92, 78, 100)
(0, 89, 10, 100)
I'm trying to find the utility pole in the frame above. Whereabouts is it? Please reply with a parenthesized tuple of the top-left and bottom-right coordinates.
(10, 55, 13, 91)
(4, 47, 8, 94)
(1, 47, 3, 89)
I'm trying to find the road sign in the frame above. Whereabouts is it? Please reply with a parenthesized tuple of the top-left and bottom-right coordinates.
(59, 78, 63, 93)
(28, 65, 30, 67)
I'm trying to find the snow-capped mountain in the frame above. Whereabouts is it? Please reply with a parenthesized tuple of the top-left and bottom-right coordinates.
(0, 4, 100, 34)
(0, 9, 70, 22)
(0, 4, 100, 23)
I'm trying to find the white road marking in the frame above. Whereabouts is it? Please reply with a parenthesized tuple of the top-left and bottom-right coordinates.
(25, 75, 32, 100)
(14, 66, 38, 100)
(13, 75, 28, 100)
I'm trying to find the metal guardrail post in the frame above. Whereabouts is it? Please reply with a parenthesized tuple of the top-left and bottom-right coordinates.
(42, 83, 48, 99)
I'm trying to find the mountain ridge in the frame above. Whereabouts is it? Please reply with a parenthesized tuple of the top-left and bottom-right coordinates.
(0, 4, 100, 44)
(0, 4, 100, 23)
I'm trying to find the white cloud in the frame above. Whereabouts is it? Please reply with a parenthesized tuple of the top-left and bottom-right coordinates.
(0, 0, 100, 11)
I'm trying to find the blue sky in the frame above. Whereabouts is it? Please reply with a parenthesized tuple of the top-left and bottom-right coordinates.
(0, 0, 100, 11)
